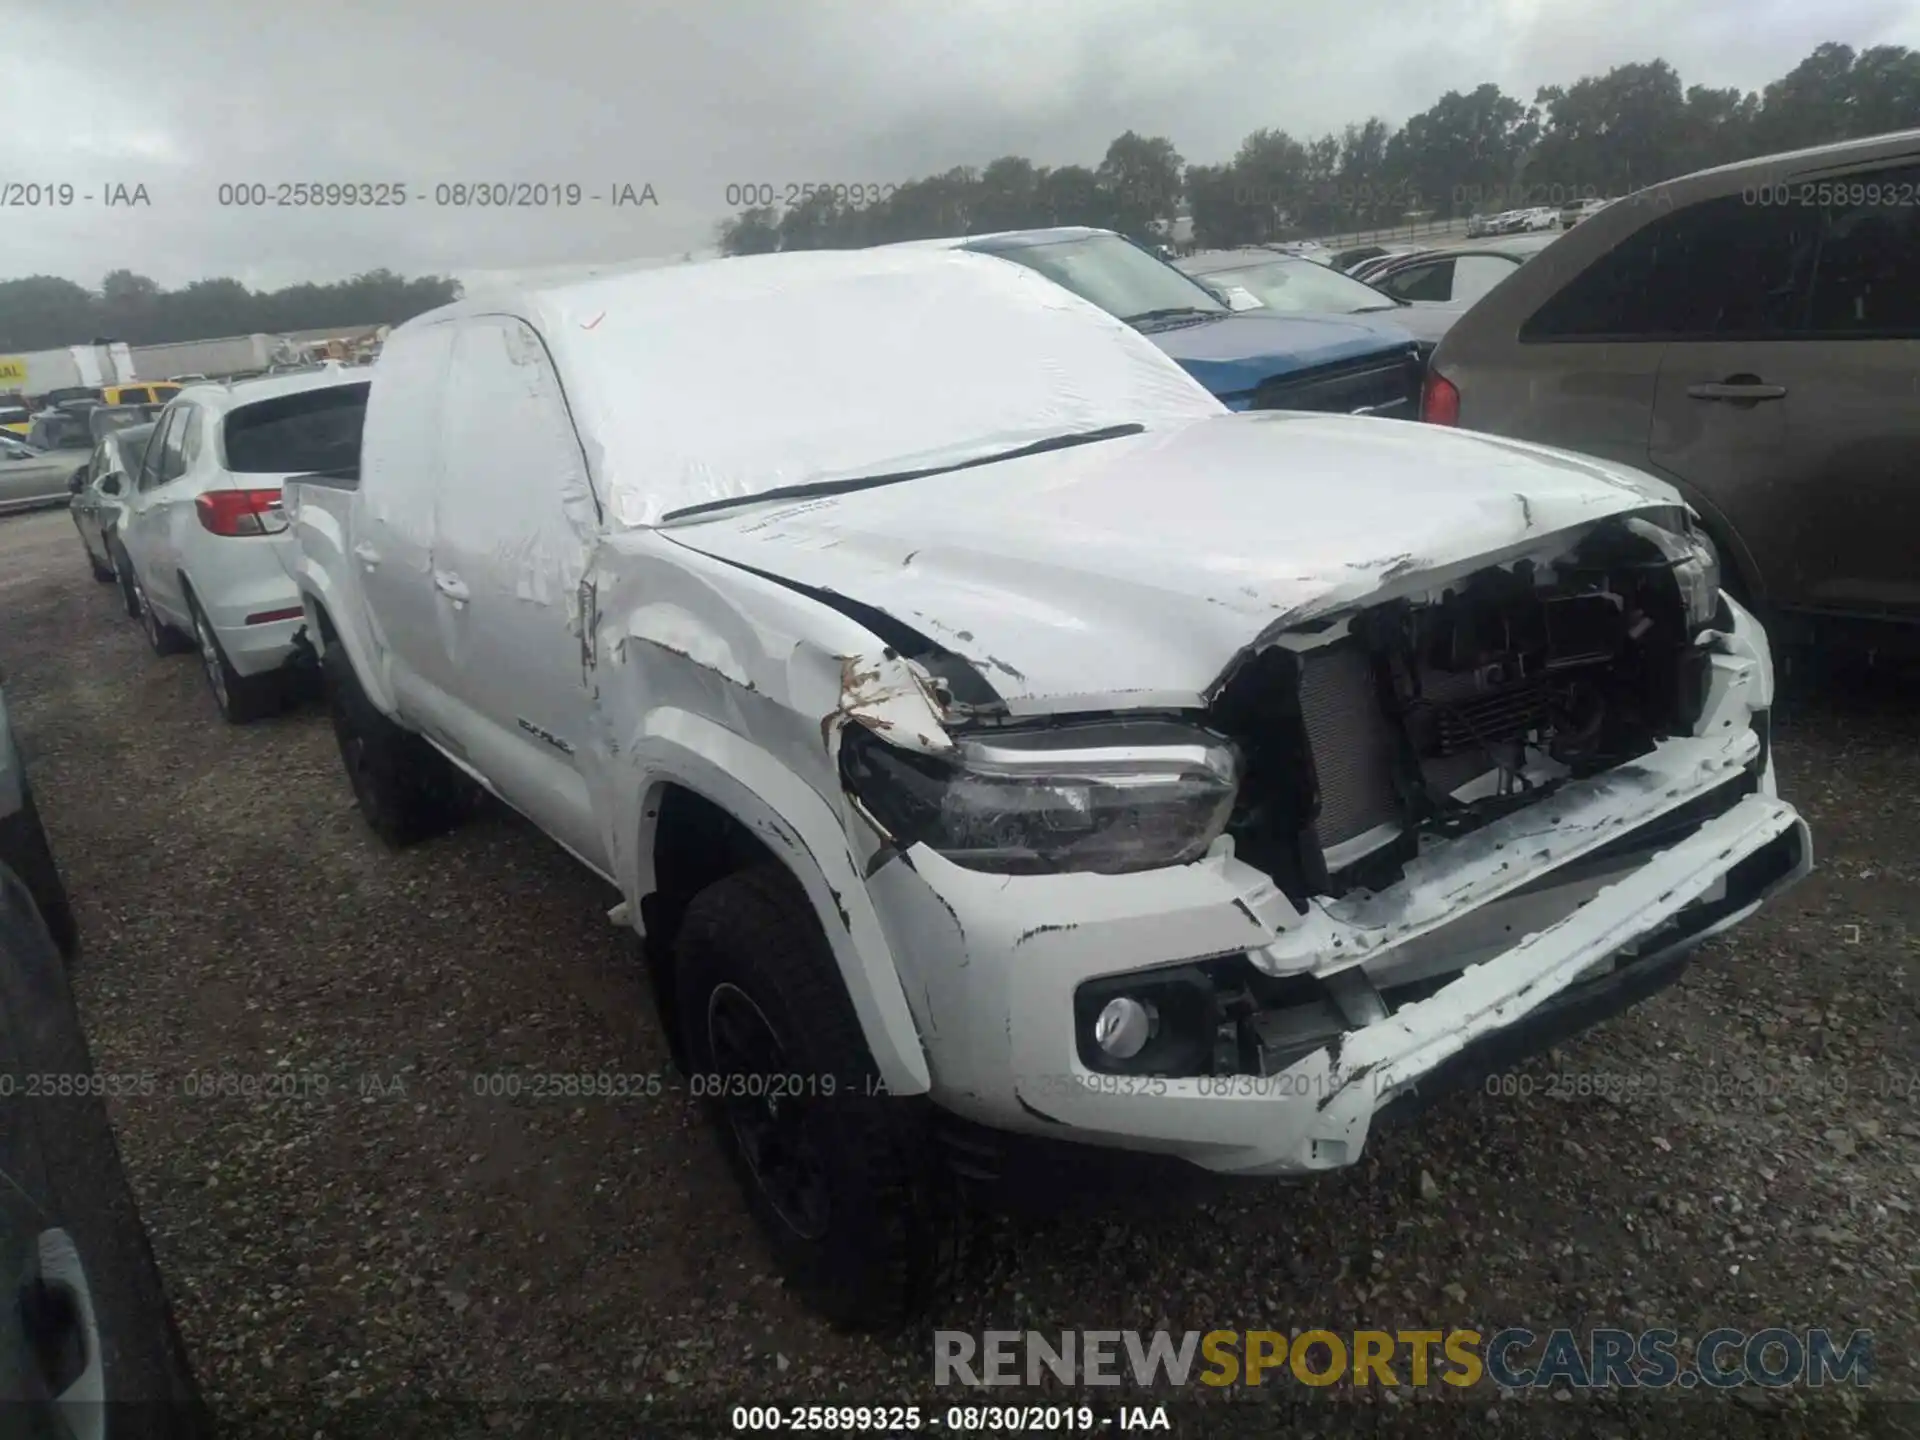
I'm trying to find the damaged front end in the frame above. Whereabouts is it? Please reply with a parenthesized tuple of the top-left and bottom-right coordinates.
(1126, 514, 1796, 1086)
(855, 509, 1809, 1175)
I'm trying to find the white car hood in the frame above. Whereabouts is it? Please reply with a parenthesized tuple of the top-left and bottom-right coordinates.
(663, 412, 1682, 714)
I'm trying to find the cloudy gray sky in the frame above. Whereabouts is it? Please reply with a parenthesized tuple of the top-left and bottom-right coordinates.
(5, 0, 1916, 291)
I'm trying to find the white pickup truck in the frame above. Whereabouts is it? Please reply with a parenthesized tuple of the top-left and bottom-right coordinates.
(286, 247, 1810, 1327)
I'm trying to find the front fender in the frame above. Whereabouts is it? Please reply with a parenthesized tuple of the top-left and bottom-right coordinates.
(606, 708, 931, 1095)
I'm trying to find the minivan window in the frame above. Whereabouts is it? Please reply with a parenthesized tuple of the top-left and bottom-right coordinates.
(1523, 193, 1816, 340)
(222, 382, 370, 474)
(1803, 163, 1920, 334)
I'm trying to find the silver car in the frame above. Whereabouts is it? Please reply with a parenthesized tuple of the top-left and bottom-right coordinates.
(70, 422, 154, 586)
(0, 432, 91, 516)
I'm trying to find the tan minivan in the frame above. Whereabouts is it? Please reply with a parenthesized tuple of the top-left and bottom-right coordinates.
(1422, 129, 1920, 647)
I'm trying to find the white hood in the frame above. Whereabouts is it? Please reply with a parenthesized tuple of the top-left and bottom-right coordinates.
(664, 412, 1682, 713)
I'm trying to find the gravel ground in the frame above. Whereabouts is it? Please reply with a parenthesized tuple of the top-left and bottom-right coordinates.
(3, 505, 1917, 1439)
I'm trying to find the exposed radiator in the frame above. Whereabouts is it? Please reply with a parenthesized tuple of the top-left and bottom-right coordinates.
(1296, 642, 1403, 856)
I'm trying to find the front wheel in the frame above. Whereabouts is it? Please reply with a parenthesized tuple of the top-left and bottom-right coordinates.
(674, 864, 961, 1328)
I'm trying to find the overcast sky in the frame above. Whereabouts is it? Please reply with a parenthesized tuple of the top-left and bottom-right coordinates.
(5, 0, 1915, 292)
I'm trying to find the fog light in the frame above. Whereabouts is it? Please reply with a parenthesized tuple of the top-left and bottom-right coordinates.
(1094, 997, 1158, 1060)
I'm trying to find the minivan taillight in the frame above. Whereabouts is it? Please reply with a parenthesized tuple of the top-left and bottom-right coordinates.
(196, 489, 287, 536)
(1421, 370, 1461, 426)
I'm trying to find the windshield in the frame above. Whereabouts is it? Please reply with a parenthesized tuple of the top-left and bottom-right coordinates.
(988, 234, 1227, 325)
(1193, 257, 1400, 315)
(222, 382, 369, 474)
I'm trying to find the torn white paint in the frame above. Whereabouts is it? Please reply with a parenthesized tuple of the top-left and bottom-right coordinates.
(665, 411, 1681, 711)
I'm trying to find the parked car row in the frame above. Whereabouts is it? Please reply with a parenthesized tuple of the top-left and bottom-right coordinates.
(54, 367, 368, 722)
(1465, 204, 1560, 237)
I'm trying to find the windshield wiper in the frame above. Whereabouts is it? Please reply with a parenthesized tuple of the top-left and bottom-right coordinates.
(1352, 303, 1405, 313)
(1122, 306, 1220, 326)
(660, 423, 1147, 524)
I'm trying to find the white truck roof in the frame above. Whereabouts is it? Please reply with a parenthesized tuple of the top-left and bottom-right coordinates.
(384, 245, 1220, 528)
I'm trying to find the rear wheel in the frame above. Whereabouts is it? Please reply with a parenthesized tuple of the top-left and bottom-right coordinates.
(321, 640, 471, 846)
(186, 591, 280, 724)
(674, 864, 961, 1327)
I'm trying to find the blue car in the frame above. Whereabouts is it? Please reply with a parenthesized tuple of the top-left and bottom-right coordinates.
(911, 227, 1426, 418)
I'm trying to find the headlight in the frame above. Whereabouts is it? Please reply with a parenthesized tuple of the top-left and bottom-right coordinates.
(1626, 516, 1722, 633)
(839, 720, 1240, 875)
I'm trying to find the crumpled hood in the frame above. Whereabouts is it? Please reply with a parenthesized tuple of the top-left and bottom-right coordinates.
(1146, 312, 1417, 397)
(663, 412, 1681, 714)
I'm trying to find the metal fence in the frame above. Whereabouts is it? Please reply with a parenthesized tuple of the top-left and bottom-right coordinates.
(1305, 216, 1473, 249)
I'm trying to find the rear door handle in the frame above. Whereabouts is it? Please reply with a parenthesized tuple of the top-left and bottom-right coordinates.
(433, 571, 469, 605)
(1687, 380, 1786, 402)
(352, 542, 381, 570)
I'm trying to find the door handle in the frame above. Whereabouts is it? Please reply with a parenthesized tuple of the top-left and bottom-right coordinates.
(352, 542, 381, 570)
(433, 571, 470, 605)
(1687, 379, 1786, 402)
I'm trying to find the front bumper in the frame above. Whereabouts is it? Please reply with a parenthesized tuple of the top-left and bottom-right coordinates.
(863, 606, 1808, 1176)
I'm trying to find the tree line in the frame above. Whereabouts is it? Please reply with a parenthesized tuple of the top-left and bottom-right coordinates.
(0, 268, 463, 354)
(717, 41, 1920, 255)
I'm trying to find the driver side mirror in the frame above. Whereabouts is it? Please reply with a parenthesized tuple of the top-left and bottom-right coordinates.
(99, 475, 123, 496)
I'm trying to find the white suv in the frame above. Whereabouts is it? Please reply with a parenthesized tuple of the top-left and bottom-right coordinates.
(118, 370, 368, 721)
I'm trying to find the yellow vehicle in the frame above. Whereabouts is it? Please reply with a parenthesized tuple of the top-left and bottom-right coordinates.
(0, 406, 30, 437)
(100, 382, 183, 407)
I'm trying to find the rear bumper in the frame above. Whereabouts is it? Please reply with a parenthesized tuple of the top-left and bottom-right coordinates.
(195, 540, 304, 678)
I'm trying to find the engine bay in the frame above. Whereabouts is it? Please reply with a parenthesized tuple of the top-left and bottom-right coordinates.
(1211, 518, 1717, 906)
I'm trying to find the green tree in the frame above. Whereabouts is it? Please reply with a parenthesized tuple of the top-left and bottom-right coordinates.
(1386, 83, 1539, 218)
(1530, 61, 1687, 198)
(0, 276, 98, 350)
(1097, 131, 1184, 240)
(718, 206, 781, 255)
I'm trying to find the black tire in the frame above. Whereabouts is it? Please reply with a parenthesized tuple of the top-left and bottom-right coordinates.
(130, 569, 191, 656)
(185, 589, 280, 724)
(110, 539, 141, 619)
(0, 779, 79, 962)
(674, 863, 961, 1328)
(320, 640, 470, 846)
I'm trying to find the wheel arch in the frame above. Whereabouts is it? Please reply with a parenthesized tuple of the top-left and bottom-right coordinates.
(623, 722, 931, 1096)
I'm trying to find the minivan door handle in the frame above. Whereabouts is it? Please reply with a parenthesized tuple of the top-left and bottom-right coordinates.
(352, 542, 381, 570)
(433, 571, 469, 605)
(1687, 377, 1787, 402)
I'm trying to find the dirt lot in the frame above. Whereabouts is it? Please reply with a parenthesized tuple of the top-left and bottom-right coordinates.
(3, 505, 1916, 1438)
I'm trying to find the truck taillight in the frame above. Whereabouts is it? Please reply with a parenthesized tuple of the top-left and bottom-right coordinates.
(196, 489, 287, 536)
(1421, 370, 1461, 426)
